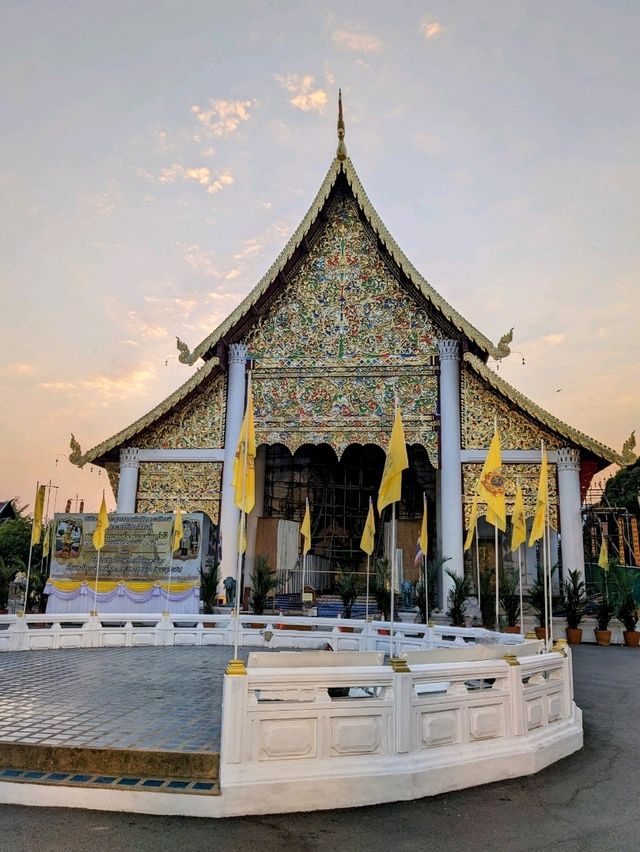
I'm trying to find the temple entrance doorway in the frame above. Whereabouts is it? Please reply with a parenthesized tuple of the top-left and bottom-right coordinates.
(257, 442, 436, 593)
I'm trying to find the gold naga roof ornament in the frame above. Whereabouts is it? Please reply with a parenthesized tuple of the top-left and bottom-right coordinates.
(176, 336, 198, 366)
(336, 88, 347, 162)
(495, 327, 513, 359)
(69, 433, 85, 468)
(621, 431, 637, 467)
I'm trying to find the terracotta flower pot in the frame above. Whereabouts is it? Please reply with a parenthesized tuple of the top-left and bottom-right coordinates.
(623, 630, 640, 647)
(378, 628, 390, 635)
(505, 625, 521, 634)
(535, 626, 549, 640)
(565, 627, 582, 645)
(338, 625, 355, 633)
(594, 629, 612, 646)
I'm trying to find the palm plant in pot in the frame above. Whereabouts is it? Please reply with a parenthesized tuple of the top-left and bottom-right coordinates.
(529, 566, 557, 640)
(615, 567, 640, 647)
(335, 566, 360, 629)
(415, 557, 444, 625)
(594, 566, 614, 645)
(478, 569, 496, 629)
(372, 558, 392, 625)
(250, 555, 279, 616)
(499, 567, 521, 633)
(446, 569, 472, 627)
(561, 569, 586, 644)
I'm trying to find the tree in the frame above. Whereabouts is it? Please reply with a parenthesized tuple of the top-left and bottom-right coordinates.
(604, 460, 640, 515)
(0, 517, 39, 570)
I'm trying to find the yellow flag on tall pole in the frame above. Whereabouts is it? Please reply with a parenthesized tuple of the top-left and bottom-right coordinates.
(172, 509, 184, 554)
(464, 494, 479, 552)
(477, 428, 506, 532)
(92, 494, 110, 551)
(31, 484, 46, 546)
(598, 536, 609, 570)
(301, 498, 311, 555)
(419, 493, 428, 556)
(360, 498, 375, 556)
(232, 377, 256, 514)
(377, 407, 409, 512)
(43, 523, 51, 558)
(528, 445, 548, 545)
(511, 483, 527, 552)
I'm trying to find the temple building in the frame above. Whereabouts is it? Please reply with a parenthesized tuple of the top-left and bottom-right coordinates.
(71, 95, 623, 603)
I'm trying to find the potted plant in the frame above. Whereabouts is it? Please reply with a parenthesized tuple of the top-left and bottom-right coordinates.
(529, 566, 557, 640)
(372, 558, 392, 630)
(561, 569, 586, 644)
(335, 566, 360, 630)
(499, 567, 521, 633)
(477, 569, 495, 629)
(446, 569, 472, 627)
(415, 557, 443, 626)
(199, 561, 220, 619)
(250, 556, 279, 617)
(594, 566, 614, 645)
(615, 567, 640, 647)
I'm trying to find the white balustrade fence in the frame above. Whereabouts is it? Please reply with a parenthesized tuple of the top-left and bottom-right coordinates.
(0, 612, 526, 654)
(219, 648, 581, 815)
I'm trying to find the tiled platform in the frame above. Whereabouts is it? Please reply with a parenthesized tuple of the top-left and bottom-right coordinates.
(0, 767, 219, 795)
(0, 646, 247, 753)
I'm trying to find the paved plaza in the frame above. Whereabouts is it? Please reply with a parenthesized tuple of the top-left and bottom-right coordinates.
(1, 645, 640, 850)
(0, 645, 247, 753)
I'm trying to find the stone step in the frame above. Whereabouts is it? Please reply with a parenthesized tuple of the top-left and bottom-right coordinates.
(0, 742, 219, 794)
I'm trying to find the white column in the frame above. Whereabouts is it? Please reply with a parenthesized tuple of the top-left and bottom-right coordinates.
(557, 448, 585, 581)
(116, 448, 139, 513)
(219, 343, 248, 585)
(244, 444, 266, 593)
(437, 339, 464, 602)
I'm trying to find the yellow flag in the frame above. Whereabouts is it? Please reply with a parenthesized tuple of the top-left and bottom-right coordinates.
(360, 499, 376, 556)
(172, 509, 183, 554)
(377, 407, 409, 512)
(419, 494, 428, 556)
(598, 537, 609, 570)
(510, 484, 527, 552)
(31, 484, 46, 546)
(477, 428, 506, 532)
(528, 445, 548, 545)
(464, 494, 479, 552)
(300, 498, 311, 555)
(232, 378, 256, 514)
(92, 494, 110, 551)
(43, 523, 51, 558)
(238, 514, 247, 555)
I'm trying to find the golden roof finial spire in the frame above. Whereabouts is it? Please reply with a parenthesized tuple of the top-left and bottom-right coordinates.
(336, 89, 347, 161)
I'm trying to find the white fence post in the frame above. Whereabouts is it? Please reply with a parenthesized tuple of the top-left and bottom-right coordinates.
(221, 664, 249, 765)
(392, 662, 413, 754)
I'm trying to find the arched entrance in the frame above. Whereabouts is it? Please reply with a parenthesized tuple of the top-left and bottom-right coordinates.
(258, 442, 436, 590)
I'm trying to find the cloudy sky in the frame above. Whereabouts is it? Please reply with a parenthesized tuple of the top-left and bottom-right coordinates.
(1, 0, 638, 514)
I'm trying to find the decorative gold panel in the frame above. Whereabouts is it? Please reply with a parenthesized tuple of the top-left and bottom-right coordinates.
(246, 193, 440, 462)
(461, 368, 561, 451)
(136, 462, 222, 523)
(463, 463, 558, 529)
(134, 374, 227, 450)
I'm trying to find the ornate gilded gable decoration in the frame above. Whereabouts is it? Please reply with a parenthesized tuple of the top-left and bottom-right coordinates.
(134, 374, 227, 450)
(463, 463, 558, 529)
(461, 367, 561, 451)
(247, 194, 440, 464)
(136, 462, 222, 523)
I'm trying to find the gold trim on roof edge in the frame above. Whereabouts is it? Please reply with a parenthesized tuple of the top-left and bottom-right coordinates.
(463, 352, 621, 465)
(76, 357, 220, 466)
(186, 157, 502, 363)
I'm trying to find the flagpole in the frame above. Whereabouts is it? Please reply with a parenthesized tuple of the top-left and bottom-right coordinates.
(92, 548, 101, 615)
(390, 502, 396, 658)
(474, 517, 481, 610)
(233, 371, 251, 661)
(423, 552, 429, 648)
(365, 553, 370, 622)
(165, 517, 176, 613)
(494, 524, 500, 631)
(546, 500, 552, 648)
(540, 441, 549, 649)
(22, 481, 40, 615)
(518, 543, 524, 634)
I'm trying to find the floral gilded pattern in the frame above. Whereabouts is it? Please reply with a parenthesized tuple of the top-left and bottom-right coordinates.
(134, 374, 227, 450)
(462, 463, 558, 529)
(247, 194, 440, 365)
(136, 462, 222, 523)
(461, 367, 561, 451)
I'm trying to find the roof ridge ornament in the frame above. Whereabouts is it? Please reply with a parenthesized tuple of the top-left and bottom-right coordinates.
(621, 430, 637, 467)
(336, 89, 347, 161)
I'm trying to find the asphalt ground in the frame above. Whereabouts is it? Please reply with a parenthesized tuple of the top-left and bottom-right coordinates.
(1, 644, 638, 852)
